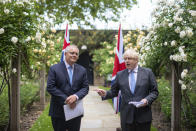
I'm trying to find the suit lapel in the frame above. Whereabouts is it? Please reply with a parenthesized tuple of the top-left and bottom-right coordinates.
(123, 69, 133, 95)
(72, 64, 78, 86)
(134, 66, 142, 94)
(60, 62, 71, 86)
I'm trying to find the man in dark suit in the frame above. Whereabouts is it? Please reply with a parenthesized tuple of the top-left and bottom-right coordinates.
(47, 45, 89, 131)
(95, 48, 158, 131)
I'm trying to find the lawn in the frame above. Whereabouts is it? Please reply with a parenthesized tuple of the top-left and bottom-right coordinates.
(29, 104, 52, 131)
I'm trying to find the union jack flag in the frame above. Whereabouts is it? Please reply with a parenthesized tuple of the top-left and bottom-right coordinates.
(60, 24, 70, 62)
(112, 24, 126, 113)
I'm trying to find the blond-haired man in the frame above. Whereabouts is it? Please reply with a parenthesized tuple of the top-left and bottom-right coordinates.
(96, 48, 158, 131)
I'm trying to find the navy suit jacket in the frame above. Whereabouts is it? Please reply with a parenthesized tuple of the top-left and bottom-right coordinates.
(103, 66, 158, 129)
(47, 62, 89, 118)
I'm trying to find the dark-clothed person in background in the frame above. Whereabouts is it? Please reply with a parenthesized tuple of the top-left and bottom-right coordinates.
(47, 45, 89, 131)
(95, 48, 158, 131)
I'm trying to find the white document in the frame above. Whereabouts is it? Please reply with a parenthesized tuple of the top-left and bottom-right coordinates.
(63, 100, 84, 121)
(128, 101, 144, 108)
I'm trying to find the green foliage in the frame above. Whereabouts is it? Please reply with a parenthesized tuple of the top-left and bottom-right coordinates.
(181, 70, 196, 128)
(0, 80, 40, 127)
(138, 1, 196, 128)
(0, 1, 38, 69)
(157, 77, 172, 119)
(93, 41, 115, 78)
(0, 0, 138, 81)
(20, 81, 40, 113)
(157, 76, 196, 128)
(36, 0, 137, 26)
(69, 30, 117, 54)
(139, 1, 196, 76)
(92, 29, 145, 78)
(29, 104, 52, 131)
(0, 86, 9, 128)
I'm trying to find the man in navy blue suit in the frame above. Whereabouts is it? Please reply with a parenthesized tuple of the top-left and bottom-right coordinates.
(47, 45, 89, 131)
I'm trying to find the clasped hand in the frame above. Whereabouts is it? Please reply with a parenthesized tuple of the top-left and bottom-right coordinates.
(65, 95, 77, 109)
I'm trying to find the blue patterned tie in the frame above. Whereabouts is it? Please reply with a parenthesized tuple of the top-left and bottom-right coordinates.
(68, 66, 73, 85)
(130, 70, 136, 94)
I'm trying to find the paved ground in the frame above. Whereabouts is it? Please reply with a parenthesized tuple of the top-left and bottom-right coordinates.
(80, 86, 120, 131)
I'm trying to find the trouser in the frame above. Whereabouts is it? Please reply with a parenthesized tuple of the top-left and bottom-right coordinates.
(123, 121, 151, 131)
(51, 116, 81, 131)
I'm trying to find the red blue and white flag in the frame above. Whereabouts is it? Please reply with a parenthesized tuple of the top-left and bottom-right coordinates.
(112, 24, 126, 113)
(60, 24, 70, 62)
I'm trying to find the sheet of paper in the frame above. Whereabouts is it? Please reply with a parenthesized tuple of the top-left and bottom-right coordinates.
(128, 101, 144, 108)
(63, 100, 84, 121)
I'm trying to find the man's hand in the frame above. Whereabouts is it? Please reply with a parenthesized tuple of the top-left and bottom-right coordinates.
(69, 102, 76, 109)
(65, 95, 77, 105)
(93, 89, 106, 97)
(140, 98, 148, 107)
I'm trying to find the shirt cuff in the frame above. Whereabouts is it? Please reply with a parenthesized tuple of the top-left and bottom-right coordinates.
(74, 94, 79, 100)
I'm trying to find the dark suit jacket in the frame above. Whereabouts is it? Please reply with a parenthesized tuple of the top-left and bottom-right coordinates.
(103, 66, 158, 129)
(47, 62, 89, 118)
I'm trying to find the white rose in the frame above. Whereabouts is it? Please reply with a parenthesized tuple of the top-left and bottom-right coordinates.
(12, 68, 17, 73)
(23, 12, 28, 16)
(171, 40, 176, 46)
(181, 53, 187, 62)
(173, 55, 181, 62)
(176, 17, 183, 22)
(25, 36, 31, 42)
(145, 46, 150, 51)
(180, 31, 186, 38)
(173, 2, 178, 8)
(181, 72, 186, 79)
(181, 69, 188, 79)
(183, 69, 188, 74)
(177, 9, 184, 15)
(175, 27, 181, 33)
(186, 29, 193, 38)
(189, 10, 196, 17)
(170, 55, 173, 60)
(11, 37, 18, 44)
(4, 8, 9, 14)
(16, 1, 24, 6)
(35, 32, 41, 42)
(41, 41, 46, 48)
(178, 79, 183, 85)
(168, 23, 173, 27)
(178, 46, 184, 53)
(51, 28, 56, 33)
(0, 28, 4, 34)
(164, 42, 168, 46)
(181, 84, 186, 90)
